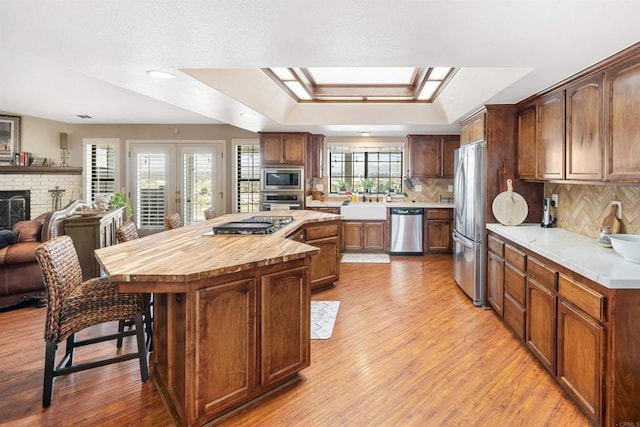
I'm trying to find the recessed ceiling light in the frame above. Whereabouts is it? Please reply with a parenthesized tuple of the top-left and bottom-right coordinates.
(76, 114, 92, 119)
(240, 112, 256, 118)
(360, 132, 371, 137)
(146, 70, 177, 79)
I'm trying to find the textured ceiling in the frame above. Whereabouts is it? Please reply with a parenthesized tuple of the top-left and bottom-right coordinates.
(1, 1, 639, 136)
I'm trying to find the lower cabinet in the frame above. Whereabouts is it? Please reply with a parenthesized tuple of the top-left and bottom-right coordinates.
(287, 219, 340, 291)
(504, 264, 526, 340)
(485, 230, 637, 426)
(342, 221, 385, 252)
(487, 251, 504, 316)
(260, 267, 310, 386)
(526, 277, 557, 374)
(424, 208, 453, 253)
(196, 278, 257, 416)
(557, 298, 604, 423)
(160, 259, 311, 426)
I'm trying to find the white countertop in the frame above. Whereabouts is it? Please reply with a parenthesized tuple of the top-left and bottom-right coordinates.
(486, 223, 640, 289)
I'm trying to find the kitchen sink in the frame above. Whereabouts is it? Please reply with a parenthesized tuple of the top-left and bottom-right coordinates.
(340, 203, 388, 220)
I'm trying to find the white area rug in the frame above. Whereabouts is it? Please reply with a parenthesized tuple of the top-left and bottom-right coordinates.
(311, 301, 340, 340)
(341, 253, 391, 264)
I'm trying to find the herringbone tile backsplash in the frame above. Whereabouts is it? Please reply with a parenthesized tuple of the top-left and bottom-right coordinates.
(545, 183, 640, 238)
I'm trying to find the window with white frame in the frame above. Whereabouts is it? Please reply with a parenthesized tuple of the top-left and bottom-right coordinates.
(234, 141, 260, 212)
(328, 143, 404, 194)
(84, 138, 119, 202)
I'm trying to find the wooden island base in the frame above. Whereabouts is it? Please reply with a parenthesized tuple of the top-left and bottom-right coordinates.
(149, 258, 311, 426)
(95, 211, 342, 426)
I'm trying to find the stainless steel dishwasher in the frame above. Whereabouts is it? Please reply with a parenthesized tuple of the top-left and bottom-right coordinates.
(390, 207, 424, 255)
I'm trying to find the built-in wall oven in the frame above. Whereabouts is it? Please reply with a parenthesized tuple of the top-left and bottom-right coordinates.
(260, 168, 304, 192)
(261, 192, 304, 211)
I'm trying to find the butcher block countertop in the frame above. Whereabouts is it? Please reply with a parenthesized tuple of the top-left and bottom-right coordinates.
(94, 210, 337, 286)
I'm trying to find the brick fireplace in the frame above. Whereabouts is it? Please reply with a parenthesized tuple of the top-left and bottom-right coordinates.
(0, 172, 82, 221)
(0, 190, 30, 230)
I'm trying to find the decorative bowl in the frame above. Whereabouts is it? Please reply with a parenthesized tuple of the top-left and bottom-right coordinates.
(608, 234, 640, 263)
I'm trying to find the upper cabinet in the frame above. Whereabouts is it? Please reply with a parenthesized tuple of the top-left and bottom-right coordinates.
(605, 55, 640, 181)
(460, 111, 485, 145)
(517, 43, 640, 184)
(407, 134, 460, 179)
(517, 104, 537, 180)
(306, 134, 324, 178)
(259, 133, 309, 166)
(566, 74, 604, 181)
(537, 91, 565, 180)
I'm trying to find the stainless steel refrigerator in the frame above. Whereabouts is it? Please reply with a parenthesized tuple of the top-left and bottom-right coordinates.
(452, 141, 486, 306)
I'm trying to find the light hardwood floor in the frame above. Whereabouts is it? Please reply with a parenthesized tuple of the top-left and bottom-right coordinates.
(0, 255, 588, 426)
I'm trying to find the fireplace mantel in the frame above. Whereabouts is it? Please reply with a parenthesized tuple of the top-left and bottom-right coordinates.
(0, 166, 82, 175)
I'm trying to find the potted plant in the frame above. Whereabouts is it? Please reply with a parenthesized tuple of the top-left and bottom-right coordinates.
(108, 193, 133, 220)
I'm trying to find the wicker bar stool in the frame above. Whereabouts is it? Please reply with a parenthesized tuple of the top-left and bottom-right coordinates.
(115, 221, 153, 351)
(35, 235, 148, 407)
(203, 206, 217, 220)
(164, 213, 183, 230)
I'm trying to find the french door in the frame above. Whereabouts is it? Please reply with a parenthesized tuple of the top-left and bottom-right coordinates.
(129, 141, 224, 233)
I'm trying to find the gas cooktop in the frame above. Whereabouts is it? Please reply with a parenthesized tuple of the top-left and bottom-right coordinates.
(211, 215, 294, 235)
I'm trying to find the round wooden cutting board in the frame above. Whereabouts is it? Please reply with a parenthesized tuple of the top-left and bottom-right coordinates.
(492, 179, 529, 226)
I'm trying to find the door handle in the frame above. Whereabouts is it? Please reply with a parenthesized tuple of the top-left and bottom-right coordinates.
(452, 233, 473, 249)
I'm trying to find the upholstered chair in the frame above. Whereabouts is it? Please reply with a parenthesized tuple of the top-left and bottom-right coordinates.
(164, 213, 183, 230)
(203, 207, 217, 220)
(35, 235, 148, 407)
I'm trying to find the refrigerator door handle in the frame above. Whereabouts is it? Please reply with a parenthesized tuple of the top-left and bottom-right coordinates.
(452, 232, 473, 249)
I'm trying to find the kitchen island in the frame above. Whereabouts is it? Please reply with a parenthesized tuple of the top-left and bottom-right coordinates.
(95, 211, 338, 427)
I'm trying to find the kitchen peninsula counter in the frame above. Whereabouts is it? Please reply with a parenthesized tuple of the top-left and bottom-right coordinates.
(95, 211, 336, 427)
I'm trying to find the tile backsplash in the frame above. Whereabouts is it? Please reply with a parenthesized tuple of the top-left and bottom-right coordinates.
(309, 176, 453, 203)
(544, 183, 640, 238)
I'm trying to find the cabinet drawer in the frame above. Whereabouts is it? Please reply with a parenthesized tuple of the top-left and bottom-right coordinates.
(505, 245, 526, 272)
(557, 274, 605, 322)
(306, 222, 339, 240)
(504, 293, 525, 341)
(488, 235, 504, 257)
(505, 264, 526, 306)
(426, 209, 452, 220)
(527, 257, 557, 291)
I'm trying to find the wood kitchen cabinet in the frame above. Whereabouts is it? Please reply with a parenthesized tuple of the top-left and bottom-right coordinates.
(526, 257, 557, 375)
(259, 132, 309, 166)
(260, 266, 310, 387)
(537, 91, 565, 180)
(503, 245, 527, 341)
(192, 263, 309, 422)
(287, 219, 341, 291)
(424, 208, 452, 253)
(196, 278, 257, 416)
(605, 54, 640, 181)
(307, 134, 324, 178)
(342, 221, 385, 252)
(486, 229, 640, 426)
(487, 250, 505, 317)
(460, 111, 485, 145)
(63, 207, 125, 281)
(407, 134, 460, 178)
(566, 74, 604, 181)
(517, 104, 537, 180)
(557, 274, 605, 424)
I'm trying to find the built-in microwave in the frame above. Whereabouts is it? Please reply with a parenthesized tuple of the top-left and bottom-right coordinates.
(260, 168, 304, 192)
